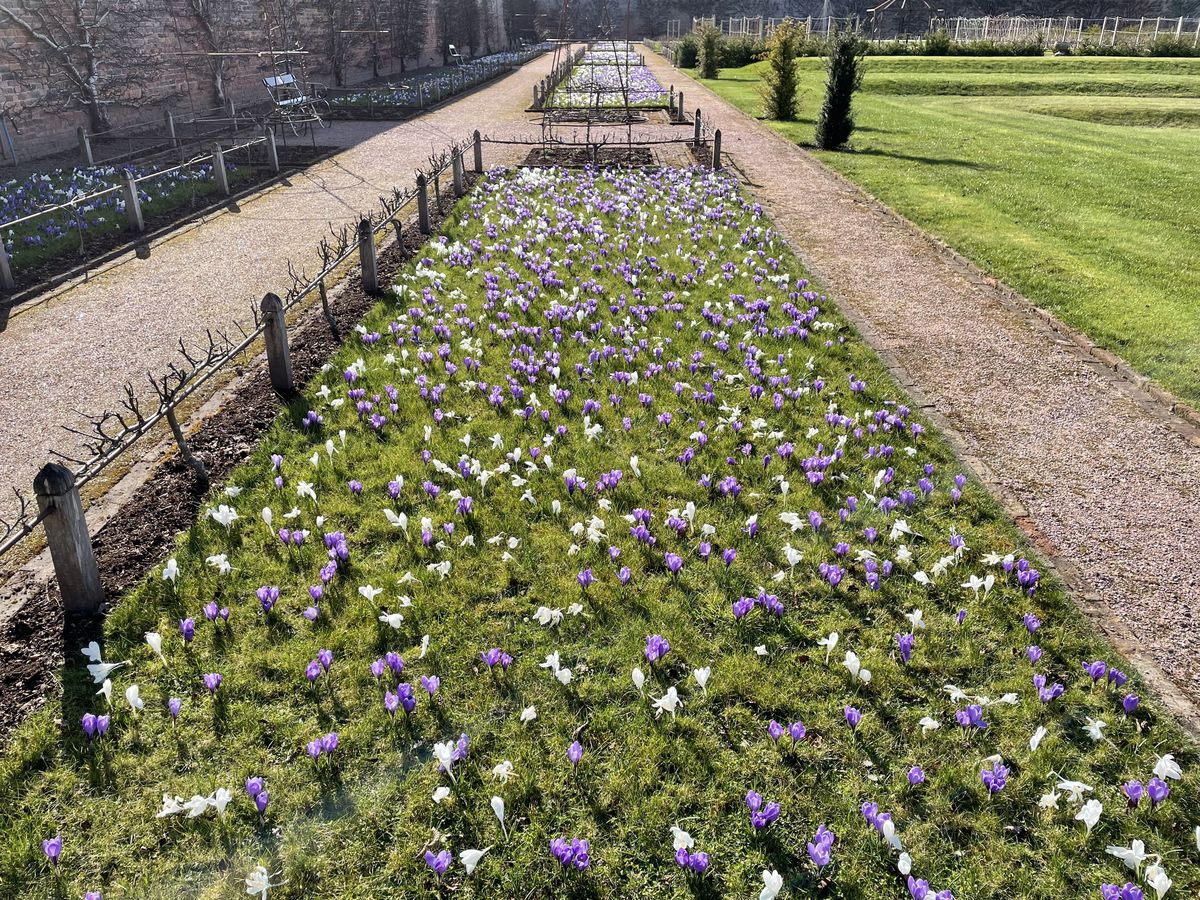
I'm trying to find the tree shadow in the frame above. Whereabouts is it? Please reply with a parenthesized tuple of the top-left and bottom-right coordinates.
(841, 147, 993, 169)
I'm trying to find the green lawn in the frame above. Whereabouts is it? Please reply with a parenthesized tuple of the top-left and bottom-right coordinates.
(698, 56, 1200, 407)
(2, 166, 1198, 899)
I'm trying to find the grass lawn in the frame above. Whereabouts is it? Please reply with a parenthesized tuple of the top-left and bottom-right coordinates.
(696, 56, 1200, 407)
(1, 166, 1198, 899)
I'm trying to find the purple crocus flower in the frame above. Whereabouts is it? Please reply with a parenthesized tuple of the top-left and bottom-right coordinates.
(1023, 612, 1041, 633)
(1147, 777, 1169, 808)
(421, 675, 440, 697)
(256, 586, 279, 614)
(844, 706, 862, 729)
(1101, 884, 1145, 900)
(42, 836, 62, 866)
(980, 761, 1008, 793)
(1123, 780, 1143, 807)
(618, 566, 632, 586)
(550, 837, 591, 870)
(318, 648, 334, 671)
(664, 552, 683, 575)
(254, 790, 269, 814)
(305, 660, 322, 684)
(577, 568, 594, 590)
(306, 739, 322, 761)
(425, 849, 452, 876)
(482, 648, 512, 671)
(722, 548, 736, 567)
(179, 617, 195, 643)
(1026, 645, 1042, 664)
(246, 776, 264, 797)
(168, 698, 182, 722)
(81, 713, 99, 741)
(897, 632, 914, 664)
(806, 824, 835, 868)
(202, 672, 222, 694)
(767, 720, 784, 742)
(384, 690, 400, 717)
(908, 765, 926, 786)
(645, 634, 670, 663)
(745, 790, 781, 829)
(320, 731, 339, 755)
(675, 847, 710, 873)
(1083, 660, 1107, 683)
(568, 740, 583, 768)
(789, 721, 806, 742)
(1123, 693, 1139, 715)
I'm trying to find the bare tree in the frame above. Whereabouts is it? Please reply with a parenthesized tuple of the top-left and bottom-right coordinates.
(390, 0, 430, 71)
(0, 0, 159, 133)
(179, 0, 243, 104)
(315, 0, 362, 86)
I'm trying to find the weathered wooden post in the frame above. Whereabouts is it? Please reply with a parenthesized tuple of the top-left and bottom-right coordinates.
(263, 127, 280, 173)
(224, 96, 237, 120)
(669, 85, 675, 116)
(358, 218, 379, 294)
(77, 127, 94, 166)
(211, 143, 230, 195)
(0, 241, 14, 293)
(533, 84, 540, 108)
(419, 82, 427, 108)
(473, 129, 483, 173)
(693, 109, 702, 147)
(164, 109, 179, 148)
(452, 148, 465, 197)
(677, 91, 684, 122)
(34, 463, 103, 615)
(260, 291, 294, 394)
(122, 173, 145, 232)
(712, 128, 722, 170)
(416, 173, 431, 234)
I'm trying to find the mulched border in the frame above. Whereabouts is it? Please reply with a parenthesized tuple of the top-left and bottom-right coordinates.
(0, 174, 475, 746)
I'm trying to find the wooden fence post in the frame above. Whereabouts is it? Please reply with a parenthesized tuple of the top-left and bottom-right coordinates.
(358, 218, 379, 294)
(122, 173, 145, 232)
(34, 463, 103, 615)
(712, 128, 722, 170)
(211, 143, 230, 195)
(693, 109, 702, 147)
(260, 291, 294, 394)
(263, 127, 280, 173)
(164, 109, 179, 149)
(452, 148, 465, 197)
(77, 127, 94, 166)
(0, 241, 13, 292)
(677, 91, 684, 122)
(417, 173, 431, 234)
(473, 129, 483, 173)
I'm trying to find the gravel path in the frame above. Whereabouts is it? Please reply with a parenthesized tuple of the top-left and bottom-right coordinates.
(0, 53, 563, 527)
(643, 52, 1200, 718)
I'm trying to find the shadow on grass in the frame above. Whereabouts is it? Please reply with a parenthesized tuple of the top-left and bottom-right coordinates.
(838, 147, 993, 169)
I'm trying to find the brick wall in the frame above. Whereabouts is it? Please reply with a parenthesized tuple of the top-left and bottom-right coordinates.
(0, 0, 509, 167)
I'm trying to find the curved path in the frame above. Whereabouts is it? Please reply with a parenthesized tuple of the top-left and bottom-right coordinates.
(641, 51, 1200, 724)
(0, 53, 562, 526)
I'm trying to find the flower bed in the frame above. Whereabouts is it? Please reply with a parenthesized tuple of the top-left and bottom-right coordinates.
(549, 44, 668, 109)
(1, 160, 250, 275)
(1, 166, 1197, 899)
(327, 46, 552, 114)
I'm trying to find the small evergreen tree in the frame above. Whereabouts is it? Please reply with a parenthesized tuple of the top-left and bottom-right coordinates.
(760, 18, 803, 121)
(697, 25, 720, 79)
(815, 29, 864, 150)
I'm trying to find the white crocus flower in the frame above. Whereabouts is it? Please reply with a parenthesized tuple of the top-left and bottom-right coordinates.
(817, 632, 838, 664)
(1030, 725, 1047, 752)
(1039, 791, 1061, 810)
(145, 632, 165, 662)
(760, 869, 784, 900)
(1154, 754, 1182, 781)
(206, 553, 232, 575)
(492, 760, 516, 783)
(843, 650, 871, 684)
(671, 825, 694, 851)
(1145, 864, 1172, 899)
(209, 505, 239, 528)
(125, 684, 144, 715)
(490, 795, 507, 838)
(157, 794, 186, 817)
(211, 787, 233, 817)
(87, 660, 127, 684)
(918, 716, 940, 734)
(163, 558, 179, 586)
(433, 742, 457, 782)
(1105, 839, 1147, 874)
(460, 847, 490, 875)
(692, 666, 711, 695)
(520, 705, 537, 724)
(1076, 799, 1102, 833)
(245, 864, 284, 899)
(652, 686, 683, 720)
(631, 666, 646, 695)
(80, 641, 102, 662)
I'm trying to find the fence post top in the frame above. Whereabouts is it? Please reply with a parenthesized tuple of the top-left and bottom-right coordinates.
(358, 217, 373, 235)
(34, 462, 75, 497)
(261, 291, 283, 314)
(417, 173, 427, 186)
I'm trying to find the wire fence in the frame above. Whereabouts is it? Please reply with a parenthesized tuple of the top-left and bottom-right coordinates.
(0, 134, 474, 564)
(932, 15, 1200, 47)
